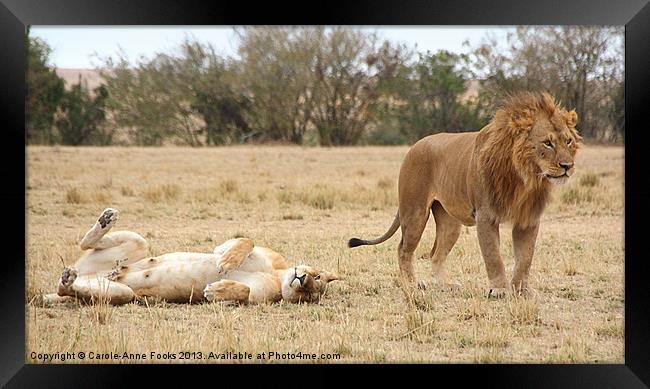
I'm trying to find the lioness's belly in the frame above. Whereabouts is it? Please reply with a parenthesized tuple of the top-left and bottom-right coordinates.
(119, 254, 222, 302)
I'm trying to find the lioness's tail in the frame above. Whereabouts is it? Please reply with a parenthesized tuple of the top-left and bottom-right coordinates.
(348, 212, 400, 248)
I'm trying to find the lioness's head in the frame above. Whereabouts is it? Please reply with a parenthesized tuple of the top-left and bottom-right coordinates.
(281, 265, 339, 303)
(498, 92, 582, 186)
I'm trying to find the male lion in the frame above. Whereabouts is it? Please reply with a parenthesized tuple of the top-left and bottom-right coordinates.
(43, 208, 339, 305)
(348, 92, 581, 298)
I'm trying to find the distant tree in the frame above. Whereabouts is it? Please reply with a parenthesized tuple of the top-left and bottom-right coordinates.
(56, 78, 110, 145)
(90, 26, 623, 147)
(25, 27, 65, 144)
(192, 69, 252, 145)
(472, 26, 624, 141)
(100, 41, 251, 146)
(608, 81, 624, 142)
(234, 27, 410, 146)
(100, 56, 176, 145)
(599, 28, 625, 142)
(371, 50, 487, 144)
(311, 28, 409, 146)
(235, 27, 319, 144)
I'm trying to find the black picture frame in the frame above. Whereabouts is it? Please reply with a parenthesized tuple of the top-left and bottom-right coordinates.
(2, 0, 649, 387)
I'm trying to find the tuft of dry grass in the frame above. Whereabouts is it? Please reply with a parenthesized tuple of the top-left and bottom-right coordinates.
(98, 177, 113, 189)
(305, 192, 335, 210)
(219, 179, 239, 194)
(506, 296, 540, 325)
(89, 281, 115, 325)
(562, 259, 580, 276)
(91, 189, 113, 203)
(595, 323, 624, 338)
(121, 185, 135, 197)
(546, 336, 590, 363)
(277, 190, 293, 205)
(579, 172, 600, 187)
(294, 185, 337, 210)
(26, 145, 623, 364)
(377, 177, 393, 190)
(65, 187, 87, 204)
(561, 186, 595, 205)
(143, 184, 181, 203)
(282, 213, 304, 221)
(403, 311, 437, 342)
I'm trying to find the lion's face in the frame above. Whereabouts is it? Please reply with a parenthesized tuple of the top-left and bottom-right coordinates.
(527, 109, 580, 186)
(281, 265, 339, 303)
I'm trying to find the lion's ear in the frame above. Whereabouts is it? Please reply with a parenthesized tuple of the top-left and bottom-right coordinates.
(319, 271, 340, 283)
(540, 92, 557, 116)
(510, 109, 534, 133)
(572, 129, 583, 143)
(564, 109, 578, 128)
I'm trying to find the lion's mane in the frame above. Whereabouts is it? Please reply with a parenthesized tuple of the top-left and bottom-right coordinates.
(476, 92, 580, 227)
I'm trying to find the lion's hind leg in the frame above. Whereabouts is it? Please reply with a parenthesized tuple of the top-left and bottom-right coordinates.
(397, 204, 430, 289)
(79, 208, 120, 250)
(73, 230, 149, 276)
(429, 201, 462, 291)
(203, 280, 250, 304)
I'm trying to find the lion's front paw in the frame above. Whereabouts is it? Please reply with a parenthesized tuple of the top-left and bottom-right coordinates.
(57, 267, 78, 296)
(487, 287, 507, 299)
(97, 208, 119, 229)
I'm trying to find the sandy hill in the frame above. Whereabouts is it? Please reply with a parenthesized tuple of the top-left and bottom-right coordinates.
(54, 68, 481, 100)
(55, 68, 103, 91)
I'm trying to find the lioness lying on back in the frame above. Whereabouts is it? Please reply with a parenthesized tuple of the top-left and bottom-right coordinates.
(44, 208, 339, 305)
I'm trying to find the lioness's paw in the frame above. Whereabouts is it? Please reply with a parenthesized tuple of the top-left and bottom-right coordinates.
(203, 283, 223, 302)
(215, 263, 230, 275)
(203, 289, 214, 302)
(57, 267, 78, 296)
(416, 280, 428, 290)
(487, 287, 507, 299)
(60, 267, 78, 286)
(204, 280, 247, 303)
(97, 208, 119, 229)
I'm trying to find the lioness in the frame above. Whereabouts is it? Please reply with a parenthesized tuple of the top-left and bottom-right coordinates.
(44, 208, 339, 305)
(349, 92, 581, 298)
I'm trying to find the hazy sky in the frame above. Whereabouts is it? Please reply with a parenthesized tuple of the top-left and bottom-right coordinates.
(31, 26, 515, 69)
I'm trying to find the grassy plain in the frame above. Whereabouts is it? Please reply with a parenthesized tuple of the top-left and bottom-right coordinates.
(26, 145, 624, 363)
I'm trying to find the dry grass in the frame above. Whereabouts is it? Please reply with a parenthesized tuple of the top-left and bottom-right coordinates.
(65, 187, 87, 204)
(579, 172, 600, 187)
(25, 145, 623, 363)
(142, 184, 181, 203)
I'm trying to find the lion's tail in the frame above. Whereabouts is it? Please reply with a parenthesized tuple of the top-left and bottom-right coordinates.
(348, 211, 400, 248)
